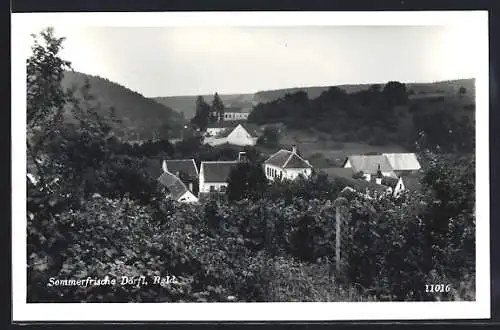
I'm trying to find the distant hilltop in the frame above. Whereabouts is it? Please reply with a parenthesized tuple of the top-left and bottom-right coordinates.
(152, 78, 475, 119)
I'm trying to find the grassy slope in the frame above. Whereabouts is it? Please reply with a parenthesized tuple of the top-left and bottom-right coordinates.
(62, 71, 185, 140)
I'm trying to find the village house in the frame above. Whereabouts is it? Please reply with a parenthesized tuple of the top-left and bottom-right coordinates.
(157, 170, 198, 203)
(382, 153, 422, 175)
(204, 123, 260, 147)
(343, 154, 397, 180)
(321, 167, 391, 200)
(199, 161, 238, 194)
(263, 145, 313, 181)
(337, 152, 422, 197)
(198, 152, 247, 198)
(162, 159, 199, 195)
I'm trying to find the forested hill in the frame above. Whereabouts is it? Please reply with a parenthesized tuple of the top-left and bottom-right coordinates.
(254, 78, 475, 103)
(152, 78, 475, 120)
(249, 79, 476, 153)
(61, 71, 185, 140)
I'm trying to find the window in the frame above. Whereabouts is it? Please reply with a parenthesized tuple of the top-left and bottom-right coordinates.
(210, 185, 215, 192)
(220, 186, 227, 192)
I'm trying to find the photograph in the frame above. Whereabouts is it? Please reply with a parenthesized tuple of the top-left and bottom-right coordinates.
(12, 11, 489, 321)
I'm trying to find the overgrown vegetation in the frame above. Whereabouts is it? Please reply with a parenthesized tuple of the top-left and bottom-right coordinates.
(27, 27, 475, 303)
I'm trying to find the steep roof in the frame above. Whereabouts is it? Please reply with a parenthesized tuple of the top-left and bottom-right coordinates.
(201, 161, 239, 183)
(220, 123, 261, 138)
(344, 155, 394, 174)
(265, 149, 312, 169)
(157, 171, 190, 200)
(165, 159, 199, 178)
(380, 176, 400, 189)
(382, 153, 421, 171)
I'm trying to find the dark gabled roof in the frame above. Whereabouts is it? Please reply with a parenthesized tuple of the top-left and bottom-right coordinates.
(380, 176, 400, 189)
(201, 161, 239, 183)
(165, 159, 198, 178)
(322, 167, 388, 195)
(158, 171, 190, 200)
(344, 155, 394, 174)
(265, 149, 312, 169)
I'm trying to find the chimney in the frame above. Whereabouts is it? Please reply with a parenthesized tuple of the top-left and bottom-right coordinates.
(292, 144, 297, 154)
(162, 160, 168, 173)
(375, 164, 383, 184)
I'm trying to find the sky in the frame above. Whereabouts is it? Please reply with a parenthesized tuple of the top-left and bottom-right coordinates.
(21, 23, 483, 98)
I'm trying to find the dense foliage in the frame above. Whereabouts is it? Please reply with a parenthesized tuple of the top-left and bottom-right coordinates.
(26, 27, 476, 303)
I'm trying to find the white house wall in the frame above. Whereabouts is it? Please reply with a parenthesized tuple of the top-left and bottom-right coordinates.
(178, 191, 199, 203)
(285, 168, 312, 180)
(200, 181, 229, 193)
(204, 136, 228, 146)
(226, 125, 257, 146)
(264, 164, 311, 181)
(264, 164, 284, 181)
(206, 127, 226, 136)
(224, 112, 250, 121)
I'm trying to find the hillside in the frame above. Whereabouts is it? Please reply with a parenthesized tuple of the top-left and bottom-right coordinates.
(153, 78, 475, 120)
(62, 71, 185, 140)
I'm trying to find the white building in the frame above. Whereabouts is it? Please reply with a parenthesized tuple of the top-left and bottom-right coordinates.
(211, 107, 251, 122)
(204, 123, 260, 147)
(198, 160, 239, 193)
(263, 145, 313, 181)
(157, 170, 198, 203)
(343, 154, 397, 180)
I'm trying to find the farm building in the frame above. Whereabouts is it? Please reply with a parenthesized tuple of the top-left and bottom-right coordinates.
(162, 159, 199, 195)
(204, 123, 260, 147)
(320, 166, 405, 199)
(343, 154, 397, 180)
(263, 145, 313, 181)
(199, 161, 239, 194)
(382, 152, 422, 174)
(157, 170, 198, 203)
(198, 152, 248, 195)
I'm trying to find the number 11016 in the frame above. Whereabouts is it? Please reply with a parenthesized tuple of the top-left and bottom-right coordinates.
(425, 284, 451, 293)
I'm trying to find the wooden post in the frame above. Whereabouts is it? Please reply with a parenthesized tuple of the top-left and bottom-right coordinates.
(336, 204, 341, 273)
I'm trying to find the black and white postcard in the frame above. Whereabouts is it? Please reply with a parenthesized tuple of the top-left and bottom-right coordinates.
(12, 11, 490, 321)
